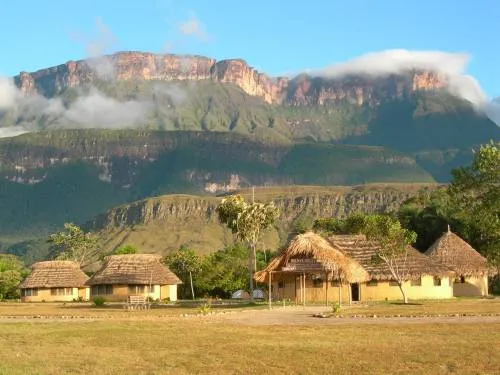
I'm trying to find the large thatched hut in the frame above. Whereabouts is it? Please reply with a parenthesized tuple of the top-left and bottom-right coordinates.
(86, 254, 182, 302)
(19, 261, 90, 302)
(254, 232, 370, 305)
(330, 234, 455, 301)
(426, 228, 489, 297)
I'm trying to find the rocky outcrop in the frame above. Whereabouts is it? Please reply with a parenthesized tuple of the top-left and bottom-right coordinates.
(14, 51, 447, 106)
(86, 186, 431, 255)
(285, 71, 447, 107)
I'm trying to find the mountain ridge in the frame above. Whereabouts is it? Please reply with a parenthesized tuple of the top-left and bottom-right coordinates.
(14, 51, 447, 106)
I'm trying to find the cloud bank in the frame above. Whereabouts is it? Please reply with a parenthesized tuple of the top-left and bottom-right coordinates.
(312, 49, 499, 125)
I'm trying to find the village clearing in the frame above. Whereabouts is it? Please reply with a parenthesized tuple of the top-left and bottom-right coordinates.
(0, 299, 499, 374)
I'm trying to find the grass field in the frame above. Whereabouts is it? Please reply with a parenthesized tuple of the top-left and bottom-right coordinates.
(0, 299, 499, 374)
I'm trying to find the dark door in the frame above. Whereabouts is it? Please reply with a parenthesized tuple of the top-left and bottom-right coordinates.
(351, 283, 360, 302)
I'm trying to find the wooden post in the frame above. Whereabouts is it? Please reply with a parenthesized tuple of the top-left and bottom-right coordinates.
(348, 283, 352, 306)
(268, 271, 272, 310)
(338, 281, 342, 306)
(325, 270, 329, 306)
(302, 273, 306, 307)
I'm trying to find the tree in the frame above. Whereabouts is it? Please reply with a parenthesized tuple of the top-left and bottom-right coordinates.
(195, 245, 249, 298)
(313, 213, 367, 235)
(362, 215, 417, 304)
(48, 223, 99, 267)
(448, 141, 500, 284)
(216, 195, 279, 296)
(0, 254, 27, 300)
(165, 247, 202, 300)
(113, 244, 138, 255)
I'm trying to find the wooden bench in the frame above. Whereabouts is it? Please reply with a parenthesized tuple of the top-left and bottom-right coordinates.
(124, 295, 151, 310)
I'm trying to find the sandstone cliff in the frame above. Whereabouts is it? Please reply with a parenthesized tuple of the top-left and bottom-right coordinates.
(87, 184, 434, 255)
(14, 51, 447, 105)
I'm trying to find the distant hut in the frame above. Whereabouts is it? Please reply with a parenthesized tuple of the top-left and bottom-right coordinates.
(331, 234, 455, 302)
(19, 261, 90, 302)
(426, 228, 489, 297)
(255, 232, 370, 305)
(86, 254, 182, 302)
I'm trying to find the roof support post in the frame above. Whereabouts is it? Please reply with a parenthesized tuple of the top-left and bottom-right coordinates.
(268, 271, 272, 310)
(302, 273, 306, 307)
(325, 269, 329, 307)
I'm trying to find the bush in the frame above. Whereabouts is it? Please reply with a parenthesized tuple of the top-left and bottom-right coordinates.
(331, 302, 341, 314)
(92, 296, 106, 307)
(198, 302, 211, 315)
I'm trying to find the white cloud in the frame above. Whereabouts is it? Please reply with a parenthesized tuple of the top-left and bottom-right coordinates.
(313, 50, 470, 78)
(0, 77, 21, 109)
(178, 16, 210, 42)
(312, 49, 500, 126)
(0, 126, 29, 138)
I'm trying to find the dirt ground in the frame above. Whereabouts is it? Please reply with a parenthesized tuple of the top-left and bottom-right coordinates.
(212, 306, 500, 326)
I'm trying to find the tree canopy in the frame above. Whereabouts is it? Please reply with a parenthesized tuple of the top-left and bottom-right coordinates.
(113, 244, 138, 255)
(48, 223, 99, 267)
(0, 254, 27, 300)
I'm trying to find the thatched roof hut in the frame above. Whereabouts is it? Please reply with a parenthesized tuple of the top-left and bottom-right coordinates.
(425, 229, 489, 277)
(19, 261, 89, 289)
(255, 232, 370, 283)
(86, 254, 182, 286)
(329, 234, 454, 280)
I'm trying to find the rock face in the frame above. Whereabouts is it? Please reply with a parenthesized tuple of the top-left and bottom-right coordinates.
(86, 186, 428, 255)
(285, 72, 447, 107)
(14, 51, 447, 105)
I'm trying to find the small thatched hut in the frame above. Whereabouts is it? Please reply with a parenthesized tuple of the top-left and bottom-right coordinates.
(86, 254, 182, 302)
(19, 261, 90, 302)
(255, 232, 370, 305)
(330, 234, 455, 301)
(426, 228, 489, 297)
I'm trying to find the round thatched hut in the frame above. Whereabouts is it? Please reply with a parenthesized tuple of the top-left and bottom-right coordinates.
(255, 231, 370, 305)
(19, 261, 90, 302)
(426, 228, 489, 296)
(86, 254, 182, 302)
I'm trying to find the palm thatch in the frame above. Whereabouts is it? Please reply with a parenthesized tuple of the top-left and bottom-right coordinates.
(19, 261, 89, 289)
(255, 231, 370, 283)
(425, 229, 489, 277)
(329, 234, 454, 280)
(86, 254, 181, 286)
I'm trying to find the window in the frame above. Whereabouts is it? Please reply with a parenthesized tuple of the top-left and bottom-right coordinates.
(50, 288, 73, 296)
(91, 285, 113, 295)
(278, 281, 285, 288)
(22, 288, 38, 297)
(366, 280, 378, 287)
(313, 278, 323, 288)
(128, 285, 155, 294)
(331, 280, 340, 287)
(389, 280, 399, 287)
(433, 277, 442, 286)
(411, 278, 422, 287)
(454, 276, 466, 284)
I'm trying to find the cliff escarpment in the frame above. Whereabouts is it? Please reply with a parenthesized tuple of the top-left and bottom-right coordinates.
(87, 185, 437, 255)
(14, 51, 446, 105)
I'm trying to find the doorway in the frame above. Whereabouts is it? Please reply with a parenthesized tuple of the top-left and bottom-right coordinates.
(351, 283, 360, 302)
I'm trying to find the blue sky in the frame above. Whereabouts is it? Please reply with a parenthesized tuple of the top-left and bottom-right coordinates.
(1, 0, 499, 97)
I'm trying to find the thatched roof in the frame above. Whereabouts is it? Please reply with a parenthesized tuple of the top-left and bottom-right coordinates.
(329, 234, 454, 281)
(19, 261, 89, 289)
(425, 229, 489, 277)
(255, 232, 370, 283)
(86, 254, 182, 286)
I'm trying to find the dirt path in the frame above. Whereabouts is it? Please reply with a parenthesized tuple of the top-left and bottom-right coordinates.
(214, 306, 500, 326)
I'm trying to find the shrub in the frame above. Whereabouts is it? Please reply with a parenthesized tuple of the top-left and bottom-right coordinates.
(198, 302, 211, 315)
(92, 296, 106, 307)
(331, 302, 341, 314)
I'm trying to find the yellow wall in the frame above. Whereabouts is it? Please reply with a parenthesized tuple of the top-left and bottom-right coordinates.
(270, 274, 453, 303)
(21, 287, 89, 302)
(453, 276, 488, 297)
(90, 284, 169, 302)
(361, 276, 453, 301)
